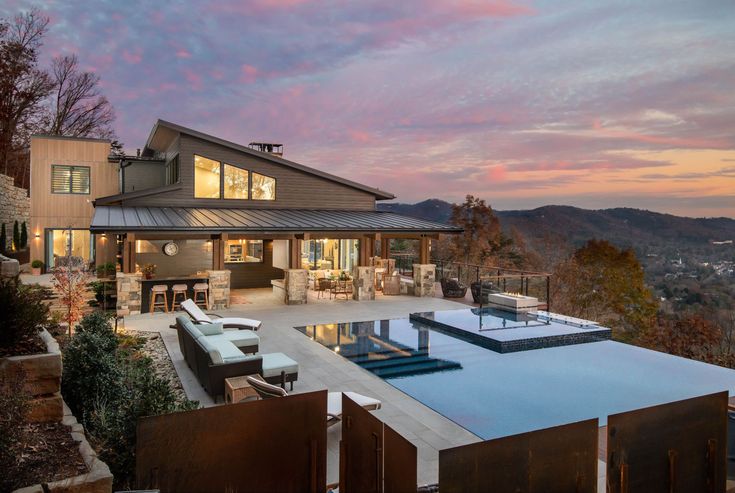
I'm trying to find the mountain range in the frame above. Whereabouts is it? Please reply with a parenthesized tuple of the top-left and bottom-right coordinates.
(378, 199, 735, 251)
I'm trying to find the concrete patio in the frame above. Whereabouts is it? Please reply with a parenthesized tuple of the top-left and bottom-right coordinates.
(122, 293, 482, 486)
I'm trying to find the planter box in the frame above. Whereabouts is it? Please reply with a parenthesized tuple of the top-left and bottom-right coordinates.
(0, 328, 63, 423)
(13, 402, 113, 493)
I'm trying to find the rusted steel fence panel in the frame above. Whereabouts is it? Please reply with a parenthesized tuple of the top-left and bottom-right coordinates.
(607, 391, 727, 493)
(340, 393, 384, 493)
(439, 419, 598, 493)
(136, 390, 327, 493)
(384, 423, 417, 493)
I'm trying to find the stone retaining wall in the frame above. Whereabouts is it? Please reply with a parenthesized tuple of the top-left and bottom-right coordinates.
(0, 328, 63, 423)
(0, 173, 30, 252)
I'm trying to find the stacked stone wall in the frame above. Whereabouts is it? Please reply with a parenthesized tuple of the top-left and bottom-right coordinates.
(0, 173, 30, 251)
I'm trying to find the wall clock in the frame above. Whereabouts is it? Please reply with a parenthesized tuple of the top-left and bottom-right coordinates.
(163, 242, 179, 256)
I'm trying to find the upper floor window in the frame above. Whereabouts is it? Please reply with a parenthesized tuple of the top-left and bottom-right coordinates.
(51, 165, 90, 194)
(194, 155, 221, 198)
(165, 155, 179, 185)
(251, 172, 276, 200)
(224, 164, 249, 199)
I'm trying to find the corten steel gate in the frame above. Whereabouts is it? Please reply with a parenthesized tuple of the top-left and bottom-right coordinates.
(340, 394, 417, 493)
(136, 390, 327, 493)
(439, 419, 599, 493)
(607, 391, 727, 493)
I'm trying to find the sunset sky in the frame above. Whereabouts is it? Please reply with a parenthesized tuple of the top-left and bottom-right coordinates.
(4, 1, 735, 217)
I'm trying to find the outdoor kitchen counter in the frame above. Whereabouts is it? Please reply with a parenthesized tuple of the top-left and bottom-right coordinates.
(140, 275, 209, 313)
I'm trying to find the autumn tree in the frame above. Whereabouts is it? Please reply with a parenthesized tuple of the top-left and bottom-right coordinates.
(0, 9, 53, 183)
(641, 313, 722, 364)
(449, 195, 518, 267)
(552, 239, 658, 338)
(46, 54, 115, 139)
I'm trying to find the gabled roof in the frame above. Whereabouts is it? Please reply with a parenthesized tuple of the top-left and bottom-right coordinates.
(90, 206, 462, 234)
(143, 119, 396, 200)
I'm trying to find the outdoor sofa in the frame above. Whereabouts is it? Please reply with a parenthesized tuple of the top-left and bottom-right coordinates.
(181, 299, 262, 330)
(175, 316, 298, 399)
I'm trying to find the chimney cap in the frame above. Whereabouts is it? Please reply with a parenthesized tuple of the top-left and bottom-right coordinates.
(248, 142, 283, 156)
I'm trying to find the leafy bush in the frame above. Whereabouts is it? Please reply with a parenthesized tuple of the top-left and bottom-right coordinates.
(0, 277, 49, 355)
(0, 371, 30, 491)
(95, 262, 116, 277)
(62, 313, 197, 489)
(31, 259, 43, 269)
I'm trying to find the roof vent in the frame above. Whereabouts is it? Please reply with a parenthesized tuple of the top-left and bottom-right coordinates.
(248, 142, 283, 156)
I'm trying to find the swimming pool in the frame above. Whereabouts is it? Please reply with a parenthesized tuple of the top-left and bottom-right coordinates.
(295, 315, 735, 440)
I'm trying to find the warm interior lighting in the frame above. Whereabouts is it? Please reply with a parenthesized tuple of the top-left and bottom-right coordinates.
(34, 233, 40, 239)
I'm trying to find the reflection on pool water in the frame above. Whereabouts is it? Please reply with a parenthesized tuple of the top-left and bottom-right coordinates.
(295, 316, 735, 440)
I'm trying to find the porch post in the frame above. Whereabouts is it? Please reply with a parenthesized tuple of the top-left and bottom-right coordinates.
(289, 239, 301, 269)
(212, 233, 226, 270)
(419, 236, 431, 264)
(123, 233, 136, 273)
(380, 236, 389, 258)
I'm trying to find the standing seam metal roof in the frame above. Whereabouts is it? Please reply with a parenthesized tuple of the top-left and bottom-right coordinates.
(90, 206, 461, 233)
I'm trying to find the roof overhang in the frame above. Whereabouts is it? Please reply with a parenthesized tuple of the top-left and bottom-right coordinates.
(90, 206, 462, 235)
(142, 119, 395, 200)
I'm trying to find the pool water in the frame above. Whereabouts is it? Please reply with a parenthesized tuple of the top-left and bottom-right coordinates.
(295, 316, 735, 440)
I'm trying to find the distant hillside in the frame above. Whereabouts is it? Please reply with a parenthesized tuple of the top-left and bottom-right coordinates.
(378, 200, 735, 250)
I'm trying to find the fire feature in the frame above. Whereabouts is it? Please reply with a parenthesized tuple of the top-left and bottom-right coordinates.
(487, 292, 539, 313)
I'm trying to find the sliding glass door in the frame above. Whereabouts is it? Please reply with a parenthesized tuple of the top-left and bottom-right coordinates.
(46, 229, 94, 268)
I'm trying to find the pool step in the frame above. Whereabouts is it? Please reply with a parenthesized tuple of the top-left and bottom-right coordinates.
(357, 354, 462, 378)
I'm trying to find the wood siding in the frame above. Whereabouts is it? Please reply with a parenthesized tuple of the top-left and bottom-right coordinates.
(29, 136, 118, 266)
(227, 240, 284, 288)
(122, 134, 376, 210)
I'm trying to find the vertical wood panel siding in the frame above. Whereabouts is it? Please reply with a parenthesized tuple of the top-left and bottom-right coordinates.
(123, 134, 377, 210)
(30, 136, 117, 265)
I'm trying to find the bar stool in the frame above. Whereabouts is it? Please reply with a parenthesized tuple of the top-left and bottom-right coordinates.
(170, 284, 188, 311)
(192, 282, 209, 310)
(149, 284, 169, 313)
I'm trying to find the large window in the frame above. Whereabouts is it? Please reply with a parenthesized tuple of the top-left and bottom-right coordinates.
(300, 239, 358, 271)
(251, 172, 276, 200)
(194, 155, 221, 198)
(224, 164, 249, 199)
(46, 229, 93, 267)
(224, 239, 263, 263)
(51, 165, 90, 194)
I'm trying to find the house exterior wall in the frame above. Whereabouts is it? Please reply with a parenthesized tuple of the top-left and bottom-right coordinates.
(29, 136, 118, 267)
(122, 134, 377, 210)
(122, 161, 166, 192)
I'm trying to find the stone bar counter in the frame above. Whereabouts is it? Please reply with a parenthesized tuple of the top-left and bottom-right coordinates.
(116, 270, 231, 316)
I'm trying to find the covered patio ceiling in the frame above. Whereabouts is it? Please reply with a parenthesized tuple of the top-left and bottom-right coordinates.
(90, 205, 462, 235)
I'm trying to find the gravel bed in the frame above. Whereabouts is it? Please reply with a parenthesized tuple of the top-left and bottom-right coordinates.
(125, 330, 188, 401)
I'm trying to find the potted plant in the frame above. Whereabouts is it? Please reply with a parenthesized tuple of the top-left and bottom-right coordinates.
(141, 263, 156, 279)
(31, 259, 43, 276)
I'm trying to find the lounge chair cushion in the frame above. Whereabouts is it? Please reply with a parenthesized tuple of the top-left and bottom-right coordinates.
(261, 352, 299, 378)
(327, 392, 382, 419)
(207, 330, 259, 351)
(197, 321, 224, 336)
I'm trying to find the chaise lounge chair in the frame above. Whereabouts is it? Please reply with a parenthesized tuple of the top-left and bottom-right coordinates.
(181, 298, 262, 331)
(246, 376, 381, 427)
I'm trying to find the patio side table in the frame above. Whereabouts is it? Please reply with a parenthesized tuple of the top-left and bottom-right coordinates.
(224, 375, 260, 404)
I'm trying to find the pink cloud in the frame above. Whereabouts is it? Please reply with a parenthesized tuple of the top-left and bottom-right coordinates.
(122, 49, 142, 64)
(486, 165, 508, 181)
(176, 49, 191, 58)
(240, 64, 259, 83)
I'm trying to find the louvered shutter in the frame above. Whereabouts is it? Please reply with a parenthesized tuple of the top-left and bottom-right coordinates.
(70, 167, 90, 193)
(51, 165, 71, 193)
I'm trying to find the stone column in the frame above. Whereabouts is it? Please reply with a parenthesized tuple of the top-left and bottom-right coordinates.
(352, 265, 375, 301)
(412, 264, 436, 297)
(384, 258, 396, 274)
(116, 272, 142, 316)
(284, 269, 308, 305)
(206, 269, 231, 310)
